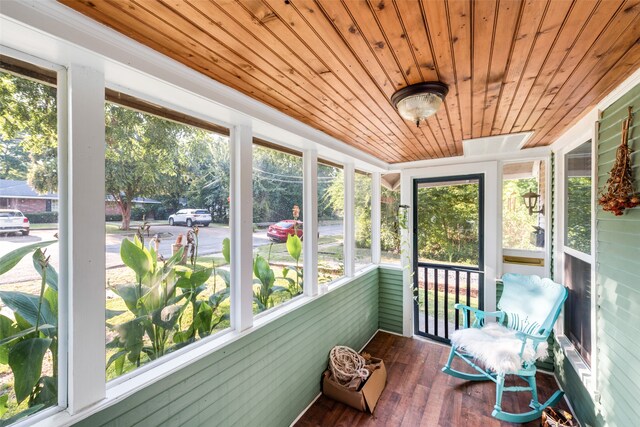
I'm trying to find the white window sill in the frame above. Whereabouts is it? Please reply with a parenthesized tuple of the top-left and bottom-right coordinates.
(27, 265, 379, 427)
(555, 334, 600, 403)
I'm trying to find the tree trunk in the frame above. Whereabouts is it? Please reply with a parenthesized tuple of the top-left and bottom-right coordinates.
(114, 194, 133, 230)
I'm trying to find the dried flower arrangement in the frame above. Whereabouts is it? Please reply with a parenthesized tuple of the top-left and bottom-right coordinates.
(598, 106, 640, 216)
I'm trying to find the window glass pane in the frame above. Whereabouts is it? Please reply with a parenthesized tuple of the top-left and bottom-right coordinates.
(565, 140, 592, 254)
(380, 175, 401, 264)
(105, 102, 231, 380)
(252, 144, 303, 313)
(564, 253, 591, 366)
(318, 163, 344, 284)
(502, 161, 546, 250)
(354, 172, 372, 270)
(0, 69, 59, 420)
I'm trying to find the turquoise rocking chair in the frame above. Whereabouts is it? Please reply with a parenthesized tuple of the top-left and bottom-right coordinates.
(441, 273, 568, 423)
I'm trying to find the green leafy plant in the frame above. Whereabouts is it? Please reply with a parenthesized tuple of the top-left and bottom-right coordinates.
(281, 233, 303, 297)
(252, 255, 286, 312)
(0, 240, 58, 424)
(107, 236, 186, 374)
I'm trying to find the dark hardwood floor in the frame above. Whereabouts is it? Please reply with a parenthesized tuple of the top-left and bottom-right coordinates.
(296, 331, 572, 427)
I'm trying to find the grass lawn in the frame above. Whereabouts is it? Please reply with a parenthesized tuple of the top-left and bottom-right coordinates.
(417, 287, 480, 329)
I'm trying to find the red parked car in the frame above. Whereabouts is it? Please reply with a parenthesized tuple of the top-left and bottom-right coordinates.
(267, 220, 303, 243)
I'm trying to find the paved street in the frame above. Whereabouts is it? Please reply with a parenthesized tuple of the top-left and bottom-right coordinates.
(0, 222, 343, 284)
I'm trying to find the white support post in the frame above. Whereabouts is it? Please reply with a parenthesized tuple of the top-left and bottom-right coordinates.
(371, 172, 381, 265)
(230, 124, 253, 332)
(67, 64, 106, 412)
(400, 171, 413, 337)
(303, 149, 318, 297)
(344, 163, 355, 277)
(56, 65, 69, 411)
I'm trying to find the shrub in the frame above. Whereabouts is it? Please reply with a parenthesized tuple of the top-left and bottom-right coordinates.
(105, 214, 123, 222)
(26, 211, 58, 223)
(130, 206, 146, 221)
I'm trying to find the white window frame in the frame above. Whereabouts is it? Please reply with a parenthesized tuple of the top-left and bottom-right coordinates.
(354, 170, 374, 272)
(553, 120, 599, 401)
(499, 157, 551, 278)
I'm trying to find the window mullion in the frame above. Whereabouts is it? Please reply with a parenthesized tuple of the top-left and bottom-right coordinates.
(344, 163, 355, 277)
(371, 172, 381, 265)
(66, 64, 107, 413)
(230, 124, 253, 332)
(303, 150, 318, 296)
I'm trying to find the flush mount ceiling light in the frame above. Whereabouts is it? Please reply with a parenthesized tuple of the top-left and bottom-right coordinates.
(391, 82, 448, 127)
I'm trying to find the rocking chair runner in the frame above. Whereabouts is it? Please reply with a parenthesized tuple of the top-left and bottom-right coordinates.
(441, 273, 568, 423)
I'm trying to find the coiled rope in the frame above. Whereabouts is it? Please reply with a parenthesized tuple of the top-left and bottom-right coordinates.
(329, 346, 370, 385)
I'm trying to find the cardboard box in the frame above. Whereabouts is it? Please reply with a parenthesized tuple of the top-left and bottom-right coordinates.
(322, 358, 387, 413)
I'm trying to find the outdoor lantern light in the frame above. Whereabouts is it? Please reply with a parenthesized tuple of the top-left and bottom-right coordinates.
(391, 82, 448, 127)
(522, 189, 544, 215)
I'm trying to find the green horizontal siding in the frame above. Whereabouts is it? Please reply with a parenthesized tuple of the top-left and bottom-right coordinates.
(378, 266, 404, 334)
(556, 81, 640, 427)
(75, 269, 379, 427)
(594, 81, 640, 427)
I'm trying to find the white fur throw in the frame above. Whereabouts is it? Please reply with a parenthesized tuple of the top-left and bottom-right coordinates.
(450, 323, 548, 374)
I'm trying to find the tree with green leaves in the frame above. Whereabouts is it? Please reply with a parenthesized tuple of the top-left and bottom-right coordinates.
(0, 72, 57, 192)
(0, 138, 28, 181)
(416, 184, 479, 265)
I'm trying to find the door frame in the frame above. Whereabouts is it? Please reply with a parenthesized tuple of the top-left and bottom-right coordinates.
(412, 174, 485, 342)
(400, 161, 499, 337)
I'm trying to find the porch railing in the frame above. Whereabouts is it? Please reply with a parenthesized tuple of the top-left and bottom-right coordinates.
(414, 262, 484, 343)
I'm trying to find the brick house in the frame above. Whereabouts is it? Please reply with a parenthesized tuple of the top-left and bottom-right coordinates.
(0, 179, 57, 213)
(0, 179, 160, 215)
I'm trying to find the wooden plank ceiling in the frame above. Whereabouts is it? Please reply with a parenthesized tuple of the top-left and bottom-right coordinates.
(58, 0, 640, 163)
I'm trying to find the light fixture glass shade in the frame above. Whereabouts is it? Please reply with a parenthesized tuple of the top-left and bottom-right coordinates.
(396, 93, 444, 124)
(391, 82, 448, 127)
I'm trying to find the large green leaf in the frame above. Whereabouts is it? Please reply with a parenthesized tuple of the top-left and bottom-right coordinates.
(0, 291, 55, 330)
(253, 255, 274, 288)
(114, 317, 146, 349)
(44, 287, 58, 318)
(194, 301, 213, 336)
(0, 324, 55, 346)
(222, 237, 230, 264)
(31, 375, 57, 407)
(0, 240, 56, 277)
(112, 284, 142, 314)
(8, 337, 52, 403)
(0, 394, 7, 417)
(286, 234, 302, 263)
(32, 248, 58, 291)
(151, 303, 184, 330)
(120, 238, 152, 280)
(216, 269, 230, 287)
(0, 314, 18, 364)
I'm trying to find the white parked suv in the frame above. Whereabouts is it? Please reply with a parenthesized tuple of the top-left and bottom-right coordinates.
(168, 209, 211, 227)
(0, 209, 30, 236)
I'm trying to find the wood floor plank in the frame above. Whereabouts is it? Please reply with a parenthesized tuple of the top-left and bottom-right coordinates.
(295, 331, 573, 427)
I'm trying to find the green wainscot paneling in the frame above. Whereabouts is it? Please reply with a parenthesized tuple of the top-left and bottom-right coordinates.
(75, 269, 379, 427)
(378, 266, 404, 334)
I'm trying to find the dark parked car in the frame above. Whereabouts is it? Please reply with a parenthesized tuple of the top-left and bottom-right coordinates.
(267, 220, 303, 243)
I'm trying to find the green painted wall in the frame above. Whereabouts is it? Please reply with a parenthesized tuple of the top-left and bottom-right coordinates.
(75, 269, 379, 427)
(554, 81, 640, 427)
(378, 266, 403, 334)
(593, 82, 640, 427)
